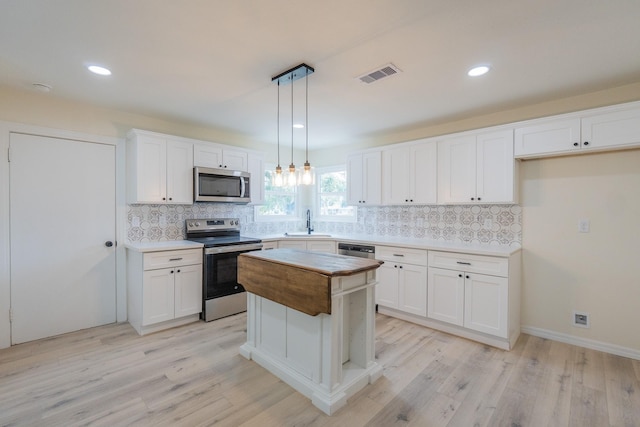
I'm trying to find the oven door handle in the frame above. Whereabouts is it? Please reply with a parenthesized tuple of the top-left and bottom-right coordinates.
(204, 243, 263, 255)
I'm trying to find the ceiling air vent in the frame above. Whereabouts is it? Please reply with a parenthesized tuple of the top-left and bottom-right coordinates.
(357, 63, 402, 84)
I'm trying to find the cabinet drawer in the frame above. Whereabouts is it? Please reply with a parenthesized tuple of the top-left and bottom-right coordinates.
(375, 246, 427, 266)
(143, 249, 202, 270)
(428, 251, 508, 277)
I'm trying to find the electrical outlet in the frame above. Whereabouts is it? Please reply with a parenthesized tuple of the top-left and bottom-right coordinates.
(484, 219, 492, 229)
(132, 216, 140, 227)
(573, 311, 590, 328)
(416, 217, 424, 227)
(578, 219, 590, 233)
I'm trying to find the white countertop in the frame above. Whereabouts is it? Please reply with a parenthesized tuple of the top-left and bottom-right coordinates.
(124, 240, 204, 253)
(245, 233, 520, 257)
(124, 234, 520, 257)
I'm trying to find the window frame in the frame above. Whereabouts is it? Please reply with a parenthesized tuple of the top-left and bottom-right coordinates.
(254, 164, 299, 222)
(314, 165, 356, 223)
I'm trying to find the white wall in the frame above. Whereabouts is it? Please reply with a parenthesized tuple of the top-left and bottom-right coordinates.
(520, 149, 640, 353)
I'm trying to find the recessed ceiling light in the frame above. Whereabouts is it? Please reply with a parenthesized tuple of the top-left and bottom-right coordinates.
(87, 65, 112, 76)
(293, 123, 305, 129)
(467, 65, 490, 77)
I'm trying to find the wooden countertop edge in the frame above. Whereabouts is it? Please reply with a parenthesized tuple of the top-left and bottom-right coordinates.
(239, 249, 383, 277)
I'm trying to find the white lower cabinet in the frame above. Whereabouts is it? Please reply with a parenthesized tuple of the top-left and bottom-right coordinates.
(375, 246, 428, 317)
(127, 248, 203, 335)
(425, 250, 519, 348)
(463, 272, 508, 337)
(427, 267, 465, 326)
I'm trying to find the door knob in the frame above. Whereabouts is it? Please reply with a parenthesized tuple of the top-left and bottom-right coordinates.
(105, 241, 113, 247)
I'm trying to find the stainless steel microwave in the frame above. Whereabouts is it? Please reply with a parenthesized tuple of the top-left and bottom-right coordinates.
(194, 167, 251, 203)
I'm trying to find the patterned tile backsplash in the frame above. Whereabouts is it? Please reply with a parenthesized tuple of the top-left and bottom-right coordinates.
(127, 203, 521, 247)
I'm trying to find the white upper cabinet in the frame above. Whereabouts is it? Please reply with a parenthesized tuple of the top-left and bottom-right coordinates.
(127, 130, 194, 204)
(382, 140, 437, 205)
(514, 118, 581, 158)
(347, 150, 382, 205)
(438, 129, 515, 204)
(194, 143, 248, 171)
(515, 103, 640, 158)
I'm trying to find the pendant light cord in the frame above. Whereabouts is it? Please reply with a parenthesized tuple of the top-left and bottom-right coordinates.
(277, 81, 280, 168)
(290, 75, 294, 169)
(305, 71, 309, 164)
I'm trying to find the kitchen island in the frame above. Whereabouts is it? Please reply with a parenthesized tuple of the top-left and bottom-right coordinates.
(238, 249, 383, 415)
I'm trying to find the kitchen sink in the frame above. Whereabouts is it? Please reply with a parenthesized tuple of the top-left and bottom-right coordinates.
(283, 232, 332, 238)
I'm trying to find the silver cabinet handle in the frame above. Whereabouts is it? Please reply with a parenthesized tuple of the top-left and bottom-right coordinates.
(456, 261, 471, 265)
(169, 257, 183, 261)
(393, 254, 405, 257)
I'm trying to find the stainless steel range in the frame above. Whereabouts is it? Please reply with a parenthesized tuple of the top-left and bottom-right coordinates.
(185, 218, 262, 322)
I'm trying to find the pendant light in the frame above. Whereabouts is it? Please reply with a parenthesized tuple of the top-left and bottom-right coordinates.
(302, 71, 313, 185)
(274, 81, 283, 186)
(288, 76, 297, 186)
(271, 63, 315, 187)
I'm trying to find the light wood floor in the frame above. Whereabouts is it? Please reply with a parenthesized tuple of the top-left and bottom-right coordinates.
(1, 313, 639, 427)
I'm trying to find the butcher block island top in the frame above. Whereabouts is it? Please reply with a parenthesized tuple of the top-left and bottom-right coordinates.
(238, 249, 383, 316)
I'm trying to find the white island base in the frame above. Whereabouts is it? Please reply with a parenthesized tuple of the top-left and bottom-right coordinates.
(239, 270, 382, 416)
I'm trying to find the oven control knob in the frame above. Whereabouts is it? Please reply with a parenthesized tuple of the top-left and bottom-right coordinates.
(188, 222, 193, 227)
(195, 222, 200, 227)
(234, 220, 239, 225)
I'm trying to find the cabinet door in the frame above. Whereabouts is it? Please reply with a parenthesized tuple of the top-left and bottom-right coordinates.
(278, 240, 307, 250)
(375, 263, 399, 309)
(514, 118, 581, 158)
(410, 142, 437, 204)
(398, 264, 427, 317)
(194, 144, 223, 168)
(582, 107, 640, 150)
(248, 152, 264, 204)
(476, 130, 515, 203)
(346, 153, 363, 205)
(382, 146, 411, 205)
(223, 149, 249, 171)
(261, 241, 278, 250)
(362, 151, 382, 205)
(427, 267, 464, 326)
(174, 264, 203, 318)
(464, 273, 508, 338)
(166, 139, 194, 204)
(135, 134, 167, 203)
(306, 240, 336, 253)
(437, 135, 476, 203)
(142, 268, 175, 325)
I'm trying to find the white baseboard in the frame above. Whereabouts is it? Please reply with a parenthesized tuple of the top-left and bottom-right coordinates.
(521, 325, 640, 361)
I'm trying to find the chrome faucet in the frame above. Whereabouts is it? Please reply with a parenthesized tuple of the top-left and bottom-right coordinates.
(306, 209, 313, 234)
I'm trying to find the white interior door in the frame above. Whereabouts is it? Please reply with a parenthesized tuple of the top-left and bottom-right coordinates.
(9, 132, 116, 344)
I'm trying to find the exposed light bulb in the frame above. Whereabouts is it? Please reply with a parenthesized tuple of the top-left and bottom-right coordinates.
(274, 165, 283, 187)
(287, 170, 297, 186)
(302, 162, 312, 185)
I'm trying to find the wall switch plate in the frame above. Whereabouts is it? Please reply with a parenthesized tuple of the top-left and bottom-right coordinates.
(578, 219, 590, 233)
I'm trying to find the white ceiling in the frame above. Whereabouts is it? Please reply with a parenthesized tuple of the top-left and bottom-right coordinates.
(1, 0, 639, 149)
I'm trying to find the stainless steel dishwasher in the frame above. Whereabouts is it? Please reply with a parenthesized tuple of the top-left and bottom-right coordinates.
(338, 243, 375, 259)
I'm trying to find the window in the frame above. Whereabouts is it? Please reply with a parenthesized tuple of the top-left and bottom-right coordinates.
(315, 166, 356, 221)
(255, 167, 297, 221)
